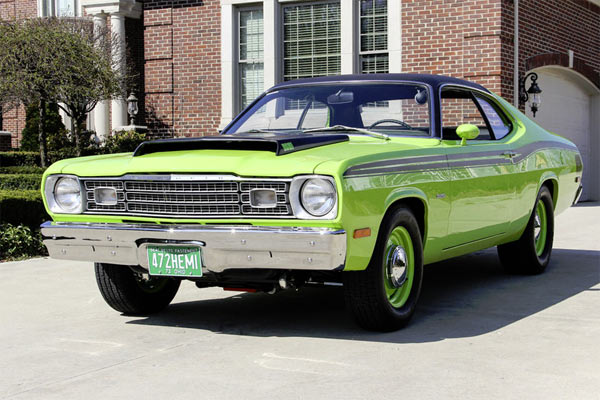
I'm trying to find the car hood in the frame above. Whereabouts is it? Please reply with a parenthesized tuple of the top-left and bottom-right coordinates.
(47, 135, 436, 178)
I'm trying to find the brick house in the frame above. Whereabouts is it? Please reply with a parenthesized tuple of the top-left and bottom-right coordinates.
(0, 0, 599, 199)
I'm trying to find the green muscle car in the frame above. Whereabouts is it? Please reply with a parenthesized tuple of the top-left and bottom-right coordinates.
(40, 74, 583, 331)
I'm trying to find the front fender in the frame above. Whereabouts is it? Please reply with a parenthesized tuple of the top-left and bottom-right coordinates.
(384, 187, 430, 241)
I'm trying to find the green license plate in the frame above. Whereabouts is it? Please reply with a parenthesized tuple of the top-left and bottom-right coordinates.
(147, 245, 203, 277)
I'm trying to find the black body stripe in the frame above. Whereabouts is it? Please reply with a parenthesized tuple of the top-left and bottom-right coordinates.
(344, 140, 578, 178)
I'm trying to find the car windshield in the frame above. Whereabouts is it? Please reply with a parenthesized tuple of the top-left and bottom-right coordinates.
(224, 83, 431, 137)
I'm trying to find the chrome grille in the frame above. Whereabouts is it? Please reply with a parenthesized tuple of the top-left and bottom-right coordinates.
(128, 203, 240, 215)
(240, 182, 287, 192)
(82, 176, 293, 218)
(125, 181, 238, 193)
(126, 193, 240, 204)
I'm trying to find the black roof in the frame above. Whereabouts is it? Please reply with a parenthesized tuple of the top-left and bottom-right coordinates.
(269, 73, 489, 93)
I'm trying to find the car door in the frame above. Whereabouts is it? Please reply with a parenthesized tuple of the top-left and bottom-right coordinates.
(440, 87, 516, 250)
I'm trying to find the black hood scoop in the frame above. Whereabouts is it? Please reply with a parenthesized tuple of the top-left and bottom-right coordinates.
(133, 133, 349, 157)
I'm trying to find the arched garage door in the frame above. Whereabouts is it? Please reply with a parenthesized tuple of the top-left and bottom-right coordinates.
(526, 67, 599, 201)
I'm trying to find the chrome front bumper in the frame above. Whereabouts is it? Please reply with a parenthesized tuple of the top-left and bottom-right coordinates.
(41, 222, 347, 273)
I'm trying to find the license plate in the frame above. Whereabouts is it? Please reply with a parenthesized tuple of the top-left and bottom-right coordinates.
(147, 245, 203, 277)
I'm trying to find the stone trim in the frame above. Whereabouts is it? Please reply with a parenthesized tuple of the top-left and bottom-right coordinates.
(526, 53, 600, 89)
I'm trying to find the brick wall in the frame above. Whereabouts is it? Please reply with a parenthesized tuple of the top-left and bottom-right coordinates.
(401, 0, 599, 107)
(401, 0, 503, 94)
(0, 0, 37, 148)
(143, 0, 221, 138)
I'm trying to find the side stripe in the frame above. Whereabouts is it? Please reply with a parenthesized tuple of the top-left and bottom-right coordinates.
(344, 140, 578, 178)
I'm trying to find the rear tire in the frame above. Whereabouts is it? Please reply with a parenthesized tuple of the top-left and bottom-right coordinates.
(95, 263, 181, 314)
(497, 186, 554, 274)
(343, 207, 424, 331)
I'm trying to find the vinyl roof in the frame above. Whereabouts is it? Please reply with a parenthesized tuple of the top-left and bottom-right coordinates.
(269, 73, 490, 93)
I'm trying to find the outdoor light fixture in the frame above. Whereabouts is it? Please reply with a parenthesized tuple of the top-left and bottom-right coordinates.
(127, 92, 139, 125)
(519, 72, 542, 117)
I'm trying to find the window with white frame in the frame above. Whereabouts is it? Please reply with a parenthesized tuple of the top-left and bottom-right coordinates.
(40, 0, 78, 17)
(239, 8, 264, 110)
(283, 2, 341, 81)
(221, 0, 400, 127)
(359, 0, 388, 74)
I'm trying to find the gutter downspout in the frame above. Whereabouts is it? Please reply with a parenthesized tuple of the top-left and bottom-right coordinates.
(514, 0, 519, 107)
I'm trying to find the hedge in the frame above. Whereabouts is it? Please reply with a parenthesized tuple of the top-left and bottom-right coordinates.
(0, 174, 43, 190)
(0, 166, 46, 174)
(0, 151, 73, 167)
(0, 190, 48, 229)
(0, 151, 40, 167)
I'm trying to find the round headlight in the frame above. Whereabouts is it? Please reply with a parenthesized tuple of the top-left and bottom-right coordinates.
(300, 178, 336, 217)
(55, 177, 81, 212)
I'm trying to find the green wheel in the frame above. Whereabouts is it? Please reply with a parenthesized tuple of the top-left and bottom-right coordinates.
(498, 186, 554, 274)
(384, 227, 415, 308)
(344, 206, 424, 331)
(534, 199, 548, 257)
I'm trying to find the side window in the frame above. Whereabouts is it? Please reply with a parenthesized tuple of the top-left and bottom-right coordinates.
(475, 96, 512, 140)
(441, 88, 492, 140)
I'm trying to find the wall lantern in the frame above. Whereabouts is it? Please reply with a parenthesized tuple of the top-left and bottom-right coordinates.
(127, 92, 139, 126)
(519, 72, 542, 117)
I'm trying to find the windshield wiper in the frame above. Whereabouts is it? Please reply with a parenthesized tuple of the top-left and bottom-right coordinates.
(304, 125, 390, 141)
(233, 129, 273, 135)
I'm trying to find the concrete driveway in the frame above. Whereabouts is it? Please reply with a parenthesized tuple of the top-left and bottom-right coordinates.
(1, 204, 599, 400)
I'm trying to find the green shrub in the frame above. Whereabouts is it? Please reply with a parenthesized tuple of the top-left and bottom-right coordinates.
(0, 190, 48, 229)
(0, 174, 43, 190)
(0, 151, 40, 167)
(0, 224, 47, 260)
(48, 148, 78, 163)
(0, 166, 46, 174)
(20, 103, 68, 152)
(102, 130, 147, 154)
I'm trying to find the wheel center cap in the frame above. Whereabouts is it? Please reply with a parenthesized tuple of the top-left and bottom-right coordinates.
(387, 245, 408, 288)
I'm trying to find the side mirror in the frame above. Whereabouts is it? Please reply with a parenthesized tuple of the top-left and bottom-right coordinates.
(456, 124, 480, 146)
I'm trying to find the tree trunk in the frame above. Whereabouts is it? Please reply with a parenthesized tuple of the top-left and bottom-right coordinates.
(74, 115, 86, 157)
(74, 118, 81, 157)
(38, 99, 48, 168)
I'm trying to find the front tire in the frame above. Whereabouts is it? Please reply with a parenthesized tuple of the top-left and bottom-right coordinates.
(343, 207, 424, 331)
(95, 263, 181, 315)
(497, 186, 554, 274)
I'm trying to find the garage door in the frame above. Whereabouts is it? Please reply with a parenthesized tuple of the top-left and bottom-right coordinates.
(525, 68, 595, 201)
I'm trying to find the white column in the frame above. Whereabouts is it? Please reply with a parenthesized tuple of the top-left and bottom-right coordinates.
(220, 4, 235, 130)
(388, 0, 402, 72)
(110, 12, 128, 131)
(92, 13, 110, 139)
(263, 0, 280, 89)
(340, 0, 356, 74)
(58, 106, 73, 132)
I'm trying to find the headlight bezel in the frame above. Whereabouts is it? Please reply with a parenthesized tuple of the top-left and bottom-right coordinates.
(289, 175, 338, 220)
(44, 175, 84, 214)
